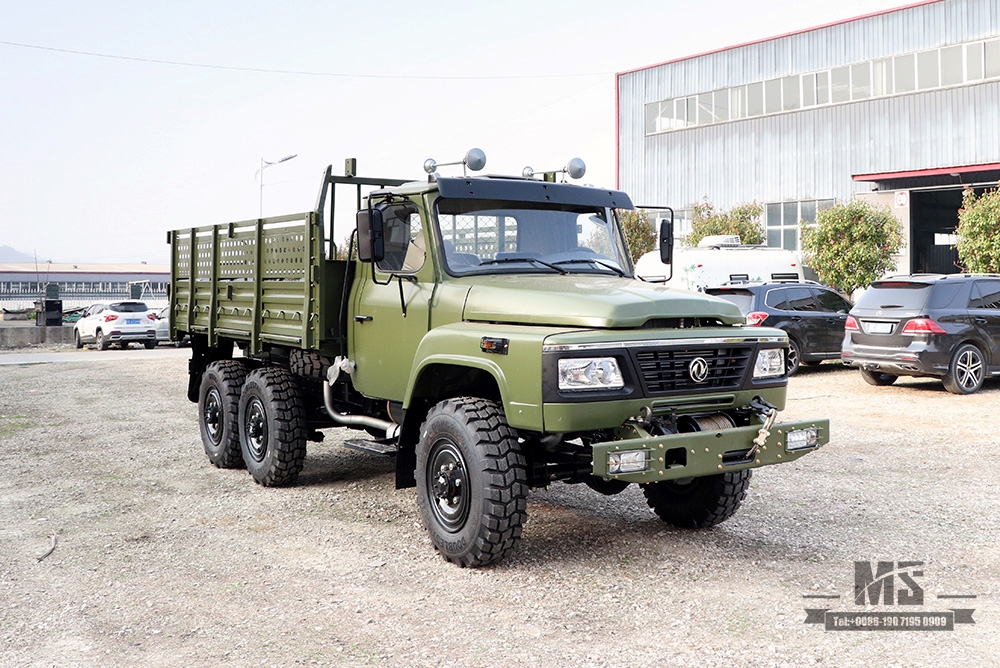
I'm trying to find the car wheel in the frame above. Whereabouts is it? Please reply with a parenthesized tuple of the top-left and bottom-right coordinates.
(238, 367, 308, 486)
(943, 344, 985, 395)
(860, 368, 897, 386)
(199, 360, 250, 469)
(74, 330, 83, 349)
(143, 340, 156, 350)
(641, 470, 752, 528)
(96, 329, 109, 351)
(786, 339, 801, 377)
(415, 397, 528, 567)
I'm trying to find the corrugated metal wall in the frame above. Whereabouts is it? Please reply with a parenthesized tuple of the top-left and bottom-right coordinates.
(618, 0, 1000, 209)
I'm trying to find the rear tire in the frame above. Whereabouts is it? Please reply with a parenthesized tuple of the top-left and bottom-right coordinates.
(199, 360, 249, 469)
(415, 397, 528, 567)
(96, 329, 109, 351)
(641, 470, 751, 528)
(860, 368, 897, 386)
(942, 344, 985, 395)
(238, 367, 307, 486)
(144, 340, 157, 349)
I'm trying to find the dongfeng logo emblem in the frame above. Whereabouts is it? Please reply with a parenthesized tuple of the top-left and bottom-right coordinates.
(688, 357, 709, 383)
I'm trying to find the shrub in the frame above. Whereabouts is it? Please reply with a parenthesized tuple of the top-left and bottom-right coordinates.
(686, 199, 764, 247)
(956, 187, 1000, 272)
(800, 198, 903, 294)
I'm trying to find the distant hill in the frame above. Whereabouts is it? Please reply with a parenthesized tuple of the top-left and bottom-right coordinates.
(0, 246, 35, 262)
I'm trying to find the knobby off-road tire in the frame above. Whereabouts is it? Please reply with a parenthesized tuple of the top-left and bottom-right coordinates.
(942, 343, 985, 395)
(198, 360, 250, 469)
(415, 397, 529, 567)
(641, 469, 752, 529)
(860, 368, 898, 387)
(238, 367, 308, 487)
(288, 348, 333, 380)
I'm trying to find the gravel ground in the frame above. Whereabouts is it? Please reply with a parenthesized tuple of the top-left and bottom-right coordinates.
(1, 353, 997, 667)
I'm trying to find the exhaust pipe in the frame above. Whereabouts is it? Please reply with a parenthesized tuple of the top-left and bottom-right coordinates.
(322, 359, 400, 440)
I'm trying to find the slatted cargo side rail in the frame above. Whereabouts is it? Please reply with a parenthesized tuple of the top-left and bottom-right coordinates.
(169, 212, 324, 353)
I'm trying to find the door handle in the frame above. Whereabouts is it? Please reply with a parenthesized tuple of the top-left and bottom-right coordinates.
(354, 314, 373, 322)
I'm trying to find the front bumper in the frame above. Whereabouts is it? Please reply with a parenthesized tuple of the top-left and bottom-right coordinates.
(590, 417, 829, 483)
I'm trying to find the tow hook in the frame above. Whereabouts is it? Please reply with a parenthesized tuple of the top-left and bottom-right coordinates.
(746, 396, 778, 459)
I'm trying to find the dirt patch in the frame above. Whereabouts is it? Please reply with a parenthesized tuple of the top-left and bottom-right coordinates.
(0, 357, 996, 666)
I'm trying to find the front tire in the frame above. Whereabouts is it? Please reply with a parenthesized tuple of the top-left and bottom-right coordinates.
(238, 367, 307, 486)
(641, 469, 752, 528)
(199, 360, 249, 469)
(943, 344, 985, 395)
(415, 398, 528, 567)
(860, 368, 897, 386)
(74, 330, 83, 349)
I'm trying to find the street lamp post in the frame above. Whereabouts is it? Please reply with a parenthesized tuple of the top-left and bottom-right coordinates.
(255, 153, 297, 218)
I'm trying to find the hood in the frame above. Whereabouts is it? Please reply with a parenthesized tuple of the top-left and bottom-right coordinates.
(462, 274, 745, 328)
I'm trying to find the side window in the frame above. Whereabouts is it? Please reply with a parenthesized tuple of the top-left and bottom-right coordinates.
(376, 203, 423, 273)
(970, 281, 1000, 310)
(763, 288, 788, 310)
(813, 288, 852, 313)
(784, 287, 818, 312)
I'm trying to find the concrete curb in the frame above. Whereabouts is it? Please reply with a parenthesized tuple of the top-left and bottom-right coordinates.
(0, 325, 75, 349)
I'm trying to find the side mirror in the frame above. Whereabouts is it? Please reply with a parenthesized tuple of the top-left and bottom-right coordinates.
(357, 208, 385, 263)
(659, 217, 674, 265)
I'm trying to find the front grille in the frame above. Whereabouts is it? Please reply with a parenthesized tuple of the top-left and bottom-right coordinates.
(632, 345, 753, 395)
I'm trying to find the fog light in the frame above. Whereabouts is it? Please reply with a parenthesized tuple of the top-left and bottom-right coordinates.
(786, 427, 819, 451)
(608, 449, 648, 474)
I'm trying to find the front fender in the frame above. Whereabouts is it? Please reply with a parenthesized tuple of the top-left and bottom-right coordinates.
(404, 322, 555, 430)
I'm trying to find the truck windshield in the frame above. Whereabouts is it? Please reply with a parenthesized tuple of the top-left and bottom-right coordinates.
(434, 198, 631, 277)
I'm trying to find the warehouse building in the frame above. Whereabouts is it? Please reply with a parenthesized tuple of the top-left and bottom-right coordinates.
(616, 0, 1000, 274)
(0, 263, 169, 311)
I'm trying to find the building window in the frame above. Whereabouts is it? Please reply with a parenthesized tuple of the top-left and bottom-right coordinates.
(940, 45, 963, 86)
(642, 36, 1000, 136)
(917, 49, 939, 89)
(764, 199, 835, 251)
(851, 62, 871, 99)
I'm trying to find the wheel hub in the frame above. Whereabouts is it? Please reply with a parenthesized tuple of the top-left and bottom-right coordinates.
(244, 399, 268, 462)
(426, 442, 471, 533)
(203, 389, 222, 444)
(432, 462, 465, 505)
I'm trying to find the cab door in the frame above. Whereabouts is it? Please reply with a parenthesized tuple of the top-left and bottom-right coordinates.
(349, 201, 434, 403)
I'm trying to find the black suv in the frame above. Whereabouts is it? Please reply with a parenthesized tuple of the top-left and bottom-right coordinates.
(842, 274, 1000, 394)
(705, 281, 852, 375)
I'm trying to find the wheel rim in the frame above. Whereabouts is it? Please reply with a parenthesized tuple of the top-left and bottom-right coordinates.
(244, 397, 268, 463)
(203, 387, 223, 446)
(956, 348, 983, 390)
(787, 341, 799, 371)
(426, 439, 471, 533)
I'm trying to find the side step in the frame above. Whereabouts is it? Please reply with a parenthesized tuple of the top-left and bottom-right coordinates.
(342, 438, 398, 457)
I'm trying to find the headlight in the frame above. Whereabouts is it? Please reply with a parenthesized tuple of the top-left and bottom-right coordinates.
(609, 449, 648, 474)
(753, 349, 785, 379)
(558, 357, 624, 391)
(786, 427, 819, 451)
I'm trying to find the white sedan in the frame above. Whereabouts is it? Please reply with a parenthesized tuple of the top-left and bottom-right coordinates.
(74, 301, 157, 350)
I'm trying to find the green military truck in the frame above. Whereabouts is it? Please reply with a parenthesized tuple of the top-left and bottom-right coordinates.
(167, 151, 828, 567)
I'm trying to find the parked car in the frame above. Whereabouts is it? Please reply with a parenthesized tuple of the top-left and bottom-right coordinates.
(154, 306, 189, 346)
(705, 280, 852, 375)
(73, 301, 157, 350)
(842, 274, 1000, 394)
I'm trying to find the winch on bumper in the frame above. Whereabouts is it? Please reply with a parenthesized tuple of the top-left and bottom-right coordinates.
(590, 417, 829, 483)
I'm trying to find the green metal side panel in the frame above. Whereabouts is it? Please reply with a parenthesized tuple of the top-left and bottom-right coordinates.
(169, 212, 327, 353)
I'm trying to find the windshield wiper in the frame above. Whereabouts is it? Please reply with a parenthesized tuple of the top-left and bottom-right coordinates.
(552, 258, 626, 277)
(479, 256, 568, 274)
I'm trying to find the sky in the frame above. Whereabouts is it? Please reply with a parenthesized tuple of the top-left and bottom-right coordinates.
(0, 0, 915, 265)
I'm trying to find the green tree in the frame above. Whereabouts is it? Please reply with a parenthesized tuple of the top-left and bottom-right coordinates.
(616, 208, 657, 262)
(800, 198, 903, 294)
(686, 199, 765, 247)
(956, 187, 1000, 272)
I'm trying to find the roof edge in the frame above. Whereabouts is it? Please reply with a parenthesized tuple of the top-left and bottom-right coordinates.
(852, 163, 1000, 181)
